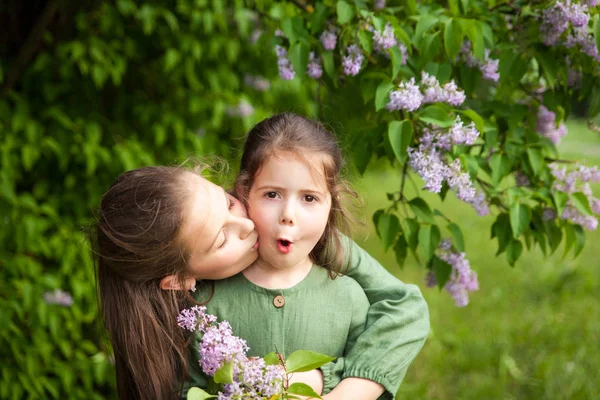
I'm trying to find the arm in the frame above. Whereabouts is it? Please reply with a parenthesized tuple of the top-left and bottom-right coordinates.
(322, 235, 430, 399)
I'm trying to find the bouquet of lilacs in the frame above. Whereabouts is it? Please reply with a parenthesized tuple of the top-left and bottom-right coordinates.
(178, 306, 334, 400)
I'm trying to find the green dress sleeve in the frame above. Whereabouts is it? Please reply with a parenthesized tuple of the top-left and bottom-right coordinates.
(320, 235, 430, 398)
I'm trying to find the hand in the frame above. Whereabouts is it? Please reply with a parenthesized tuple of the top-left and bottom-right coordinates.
(285, 369, 324, 398)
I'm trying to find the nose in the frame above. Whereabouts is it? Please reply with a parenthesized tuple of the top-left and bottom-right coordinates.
(235, 215, 255, 239)
(280, 200, 295, 226)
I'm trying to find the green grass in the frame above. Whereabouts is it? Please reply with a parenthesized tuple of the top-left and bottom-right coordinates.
(351, 120, 600, 400)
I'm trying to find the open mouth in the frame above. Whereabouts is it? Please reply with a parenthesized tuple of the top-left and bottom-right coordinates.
(276, 239, 293, 254)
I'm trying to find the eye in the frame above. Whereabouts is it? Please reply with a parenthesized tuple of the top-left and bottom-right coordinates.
(265, 191, 279, 199)
(303, 195, 318, 203)
(228, 197, 235, 210)
(217, 231, 228, 249)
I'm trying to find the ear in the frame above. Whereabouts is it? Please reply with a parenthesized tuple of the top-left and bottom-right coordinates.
(160, 275, 196, 291)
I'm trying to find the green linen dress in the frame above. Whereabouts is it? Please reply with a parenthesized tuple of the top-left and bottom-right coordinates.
(184, 236, 430, 399)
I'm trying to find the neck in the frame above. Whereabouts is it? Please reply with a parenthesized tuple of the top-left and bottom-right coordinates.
(242, 257, 313, 289)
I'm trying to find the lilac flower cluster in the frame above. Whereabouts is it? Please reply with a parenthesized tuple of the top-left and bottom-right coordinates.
(425, 239, 479, 307)
(275, 45, 295, 80)
(226, 101, 254, 118)
(342, 45, 365, 76)
(320, 28, 338, 51)
(550, 163, 600, 230)
(374, 0, 387, 9)
(307, 52, 323, 79)
(371, 23, 408, 64)
(387, 72, 466, 112)
(458, 41, 500, 83)
(536, 105, 568, 144)
(178, 306, 284, 399)
(407, 119, 490, 216)
(244, 74, 271, 91)
(43, 289, 73, 307)
(541, 1, 600, 61)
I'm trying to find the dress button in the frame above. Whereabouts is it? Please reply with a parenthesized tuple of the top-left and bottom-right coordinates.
(273, 294, 285, 308)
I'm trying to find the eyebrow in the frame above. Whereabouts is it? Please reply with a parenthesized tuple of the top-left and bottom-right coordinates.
(255, 185, 326, 196)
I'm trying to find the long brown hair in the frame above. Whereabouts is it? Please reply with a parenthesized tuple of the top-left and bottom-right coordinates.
(236, 112, 357, 275)
(94, 166, 195, 400)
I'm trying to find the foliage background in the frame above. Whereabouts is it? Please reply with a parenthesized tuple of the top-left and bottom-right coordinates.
(1, 0, 599, 399)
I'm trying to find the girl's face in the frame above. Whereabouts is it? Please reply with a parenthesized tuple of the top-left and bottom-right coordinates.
(247, 152, 332, 272)
(180, 173, 259, 280)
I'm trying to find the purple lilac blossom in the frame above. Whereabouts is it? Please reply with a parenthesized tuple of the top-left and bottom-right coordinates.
(437, 241, 479, 307)
(200, 321, 249, 375)
(274, 46, 295, 80)
(387, 77, 423, 112)
(536, 105, 568, 144)
(43, 289, 73, 307)
(421, 72, 466, 106)
(562, 206, 599, 230)
(398, 43, 408, 65)
(374, 0, 386, 9)
(244, 75, 270, 91)
(543, 207, 558, 221)
(448, 116, 479, 145)
(320, 29, 337, 51)
(226, 101, 254, 118)
(342, 45, 364, 76)
(459, 42, 500, 82)
(307, 52, 323, 79)
(373, 23, 398, 53)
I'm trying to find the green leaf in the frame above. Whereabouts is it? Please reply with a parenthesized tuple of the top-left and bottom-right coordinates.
(375, 82, 394, 111)
(336, 0, 355, 24)
(418, 105, 455, 128)
(444, 19, 464, 60)
(390, 46, 406, 79)
(403, 218, 420, 250)
(310, 3, 329, 34)
(263, 352, 280, 365)
(448, 223, 465, 252)
(419, 224, 441, 261)
(552, 191, 568, 219)
(526, 148, 543, 176)
(461, 19, 484, 60)
(287, 383, 322, 399)
(536, 50, 559, 89)
(409, 197, 436, 224)
(164, 49, 180, 72)
(187, 387, 217, 400)
(506, 239, 523, 267)
(491, 213, 511, 255)
(571, 192, 593, 216)
(288, 42, 309, 79)
(213, 361, 233, 384)
(388, 120, 414, 164)
(358, 30, 373, 55)
(432, 256, 452, 289)
(509, 203, 531, 239)
(322, 51, 335, 79)
(459, 153, 479, 179)
(573, 224, 585, 258)
(377, 213, 400, 251)
(490, 153, 511, 186)
(563, 223, 575, 259)
(414, 14, 439, 46)
(394, 235, 408, 268)
(544, 219, 563, 254)
(456, 109, 484, 133)
(286, 350, 335, 373)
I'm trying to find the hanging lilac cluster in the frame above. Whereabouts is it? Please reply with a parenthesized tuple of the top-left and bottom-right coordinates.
(244, 74, 271, 91)
(458, 41, 500, 83)
(407, 118, 490, 216)
(425, 239, 479, 307)
(307, 52, 323, 79)
(342, 44, 365, 76)
(550, 163, 600, 230)
(178, 306, 284, 399)
(43, 289, 73, 307)
(274, 45, 295, 80)
(320, 27, 338, 51)
(541, 0, 600, 61)
(387, 72, 466, 112)
(226, 101, 254, 118)
(371, 23, 408, 63)
(536, 105, 568, 144)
